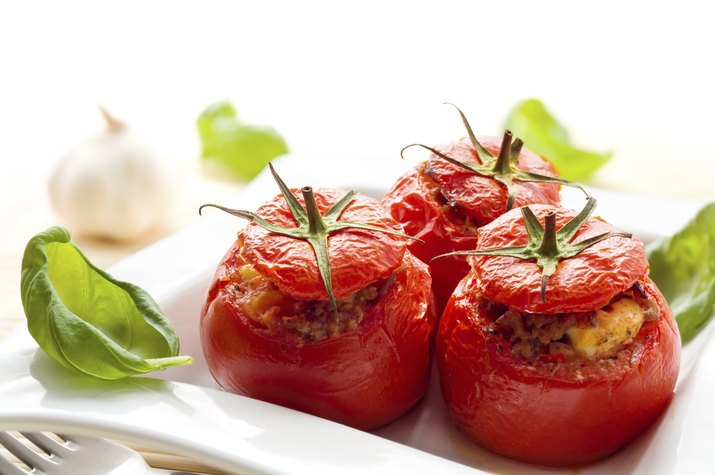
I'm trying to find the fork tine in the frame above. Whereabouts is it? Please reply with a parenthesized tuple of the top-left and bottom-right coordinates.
(21, 432, 73, 458)
(0, 432, 53, 472)
(0, 452, 28, 475)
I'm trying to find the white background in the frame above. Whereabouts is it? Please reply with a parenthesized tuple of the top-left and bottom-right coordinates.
(0, 1, 714, 472)
(1, 0, 714, 200)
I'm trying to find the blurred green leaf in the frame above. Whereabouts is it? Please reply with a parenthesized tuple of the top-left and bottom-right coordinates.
(504, 99, 612, 181)
(198, 100, 289, 181)
(647, 202, 715, 342)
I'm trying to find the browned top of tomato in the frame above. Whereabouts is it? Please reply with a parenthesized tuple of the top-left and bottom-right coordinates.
(426, 137, 561, 226)
(472, 204, 648, 313)
(239, 188, 408, 301)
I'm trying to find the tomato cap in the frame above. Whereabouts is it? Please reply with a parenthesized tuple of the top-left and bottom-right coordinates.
(241, 188, 409, 300)
(472, 203, 648, 313)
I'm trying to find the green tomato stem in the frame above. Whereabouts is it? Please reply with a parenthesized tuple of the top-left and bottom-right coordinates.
(537, 212, 559, 259)
(201, 163, 419, 315)
(434, 197, 631, 302)
(404, 104, 589, 211)
(302, 187, 327, 235)
(493, 130, 514, 176)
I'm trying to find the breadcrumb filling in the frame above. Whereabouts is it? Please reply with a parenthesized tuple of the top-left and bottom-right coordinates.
(482, 283, 660, 362)
(227, 263, 392, 344)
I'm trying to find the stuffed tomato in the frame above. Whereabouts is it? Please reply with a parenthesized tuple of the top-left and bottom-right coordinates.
(382, 105, 578, 312)
(200, 166, 436, 430)
(436, 198, 681, 466)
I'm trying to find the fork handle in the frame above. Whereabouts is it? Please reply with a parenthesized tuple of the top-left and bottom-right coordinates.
(114, 440, 230, 475)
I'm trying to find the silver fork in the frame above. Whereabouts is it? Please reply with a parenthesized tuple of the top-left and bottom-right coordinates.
(0, 431, 174, 474)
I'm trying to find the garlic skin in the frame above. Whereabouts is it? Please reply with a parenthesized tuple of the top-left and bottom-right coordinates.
(48, 107, 181, 241)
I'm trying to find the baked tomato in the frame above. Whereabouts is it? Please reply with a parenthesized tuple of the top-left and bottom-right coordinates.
(436, 199, 681, 466)
(200, 165, 436, 430)
(382, 105, 578, 312)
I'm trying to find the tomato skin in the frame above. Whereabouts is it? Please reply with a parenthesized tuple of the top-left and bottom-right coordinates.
(382, 137, 560, 312)
(242, 188, 408, 301)
(382, 165, 477, 312)
(201, 244, 436, 431)
(426, 137, 560, 224)
(473, 204, 649, 314)
(436, 272, 681, 467)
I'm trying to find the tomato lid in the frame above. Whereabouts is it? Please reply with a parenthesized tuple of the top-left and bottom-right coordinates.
(240, 188, 408, 301)
(425, 137, 561, 226)
(471, 202, 648, 314)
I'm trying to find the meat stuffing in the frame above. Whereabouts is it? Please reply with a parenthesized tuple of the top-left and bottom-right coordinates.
(228, 263, 392, 344)
(487, 283, 660, 361)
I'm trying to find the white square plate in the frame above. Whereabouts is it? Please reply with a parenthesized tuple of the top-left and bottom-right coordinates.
(1, 153, 713, 474)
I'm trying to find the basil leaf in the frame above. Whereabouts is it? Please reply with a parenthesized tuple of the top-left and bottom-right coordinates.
(197, 100, 289, 181)
(20, 226, 193, 380)
(647, 203, 715, 342)
(504, 99, 612, 181)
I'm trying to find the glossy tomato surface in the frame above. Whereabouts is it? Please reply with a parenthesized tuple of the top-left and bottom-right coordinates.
(202, 247, 435, 430)
(472, 204, 649, 314)
(382, 137, 560, 312)
(201, 188, 436, 430)
(436, 272, 681, 467)
(426, 137, 560, 223)
(243, 188, 408, 301)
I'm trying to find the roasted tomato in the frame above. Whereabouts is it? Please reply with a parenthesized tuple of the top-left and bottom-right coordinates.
(436, 200, 681, 466)
(200, 169, 436, 431)
(382, 106, 572, 312)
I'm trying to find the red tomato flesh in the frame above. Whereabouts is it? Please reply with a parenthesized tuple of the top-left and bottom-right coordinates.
(437, 272, 680, 467)
(201, 188, 436, 430)
(383, 137, 560, 312)
(426, 137, 560, 224)
(243, 188, 408, 301)
(472, 204, 649, 314)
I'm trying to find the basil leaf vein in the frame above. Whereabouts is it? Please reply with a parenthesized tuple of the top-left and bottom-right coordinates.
(20, 226, 193, 380)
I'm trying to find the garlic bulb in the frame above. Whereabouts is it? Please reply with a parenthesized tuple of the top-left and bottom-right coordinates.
(48, 106, 181, 241)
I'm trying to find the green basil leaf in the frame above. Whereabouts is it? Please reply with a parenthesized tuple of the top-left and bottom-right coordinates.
(647, 202, 715, 342)
(197, 100, 289, 181)
(504, 98, 612, 181)
(20, 226, 193, 380)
